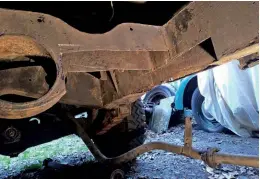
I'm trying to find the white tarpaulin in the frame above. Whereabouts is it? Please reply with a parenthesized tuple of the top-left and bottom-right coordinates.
(197, 60, 259, 137)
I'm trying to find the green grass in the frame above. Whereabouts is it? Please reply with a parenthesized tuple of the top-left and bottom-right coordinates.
(0, 134, 94, 173)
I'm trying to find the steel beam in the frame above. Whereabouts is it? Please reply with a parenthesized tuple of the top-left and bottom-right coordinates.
(0, 1, 258, 119)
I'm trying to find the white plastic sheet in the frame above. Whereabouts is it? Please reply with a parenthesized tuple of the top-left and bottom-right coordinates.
(197, 60, 259, 137)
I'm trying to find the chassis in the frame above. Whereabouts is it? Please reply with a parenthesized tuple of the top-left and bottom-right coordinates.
(0, 1, 259, 169)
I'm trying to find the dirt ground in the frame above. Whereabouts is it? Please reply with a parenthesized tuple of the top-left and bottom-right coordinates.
(1, 123, 259, 179)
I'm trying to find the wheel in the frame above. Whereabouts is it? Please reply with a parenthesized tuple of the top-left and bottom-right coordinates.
(191, 87, 225, 133)
(93, 99, 146, 157)
(143, 85, 175, 105)
(143, 85, 176, 132)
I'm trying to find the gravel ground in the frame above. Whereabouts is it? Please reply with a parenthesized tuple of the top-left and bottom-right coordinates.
(0, 124, 258, 179)
(127, 124, 259, 179)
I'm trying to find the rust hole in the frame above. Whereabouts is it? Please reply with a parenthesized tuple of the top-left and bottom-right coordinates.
(37, 16, 45, 23)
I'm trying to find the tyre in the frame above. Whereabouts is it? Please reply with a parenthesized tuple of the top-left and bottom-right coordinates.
(143, 85, 175, 105)
(143, 85, 176, 131)
(191, 87, 225, 133)
(93, 99, 146, 157)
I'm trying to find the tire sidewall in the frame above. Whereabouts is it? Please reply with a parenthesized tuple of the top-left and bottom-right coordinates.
(191, 88, 225, 133)
(143, 85, 175, 104)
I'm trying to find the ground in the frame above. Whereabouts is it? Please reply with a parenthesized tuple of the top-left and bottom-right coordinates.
(128, 125, 259, 179)
(0, 123, 258, 179)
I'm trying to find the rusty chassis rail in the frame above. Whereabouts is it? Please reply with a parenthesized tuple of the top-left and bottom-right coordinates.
(72, 116, 259, 168)
(0, 1, 259, 119)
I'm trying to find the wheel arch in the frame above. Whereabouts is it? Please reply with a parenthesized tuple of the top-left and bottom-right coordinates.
(174, 75, 198, 110)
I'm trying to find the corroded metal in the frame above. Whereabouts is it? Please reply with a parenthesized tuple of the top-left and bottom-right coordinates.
(0, 66, 49, 98)
(0, 1, 258, 119)
(183, 117, 192, 156)
(73, 116, 259, 168)
(238, 52, 259, 70)
(96, 104, 131, 135)
(0, 35, 66, 119)
(0, 35, 50, 60)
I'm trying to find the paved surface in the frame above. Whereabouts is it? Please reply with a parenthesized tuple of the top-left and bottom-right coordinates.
(1, 124, 259, 179)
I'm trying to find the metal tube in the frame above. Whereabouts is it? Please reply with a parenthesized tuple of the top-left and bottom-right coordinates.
(71, 114, 259, 168)
(214, 153, 259, 168)
(109, 143, 258, 167)
(109, 142, 184, 164)
(184, 117, 192, 155)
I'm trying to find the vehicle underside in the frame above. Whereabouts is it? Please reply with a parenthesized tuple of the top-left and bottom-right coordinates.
(0, 1, 259, 168)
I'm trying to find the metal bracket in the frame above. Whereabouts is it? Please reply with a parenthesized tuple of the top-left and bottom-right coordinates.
(201, 148, 220, 168)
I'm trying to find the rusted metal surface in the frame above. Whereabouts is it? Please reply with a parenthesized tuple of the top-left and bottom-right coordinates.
(100, 71, 108, 81)
(104, 93, 145, 109)
(238, 52, 259, 70)
(60, 72, 103, 107)
(109, 70, 120, 95)
(164, 1, 258, 60)
(72, 116, 259, 167)
(62, 50, 154, 72)
(96, 104, 131, 135)
(0, 35, 50, 60)
(0, 66, 48, 98)
(212, 44, 259, 67)
(183, 117, 192, 155)
(0, 35, 66, 119)
(0, 1, 258, 119)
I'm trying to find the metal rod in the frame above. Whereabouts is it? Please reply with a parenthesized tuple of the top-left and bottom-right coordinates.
(215, 153, 259, 168)
(71, 115, 259, 168)
(184, 117, 192, 155)
(70, 114, 107, 162)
